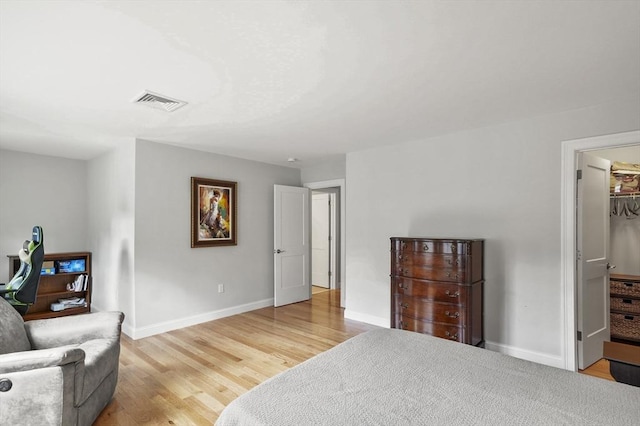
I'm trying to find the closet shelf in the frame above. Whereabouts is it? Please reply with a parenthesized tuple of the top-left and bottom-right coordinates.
(610, 192, 640, 198)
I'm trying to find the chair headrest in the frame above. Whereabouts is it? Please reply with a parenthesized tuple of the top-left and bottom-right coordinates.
(32, 226, 42, 244)
(17, 227, 43, 264)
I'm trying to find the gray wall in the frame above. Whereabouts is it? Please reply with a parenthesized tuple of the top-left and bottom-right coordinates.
(0, 149, 88, 280)
(301, 156, 346, 184)
(132, 140, 300, 336)
(2, 99, 637, 358)
(87, 142, 136, 331)
(344, 97, 640, 365)
(0, 142, 300, 338)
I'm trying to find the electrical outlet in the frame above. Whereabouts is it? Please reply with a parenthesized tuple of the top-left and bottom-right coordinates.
(218, 284, 224, 293)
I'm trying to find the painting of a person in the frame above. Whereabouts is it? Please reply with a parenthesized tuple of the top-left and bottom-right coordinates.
(199, 186, 231, 239)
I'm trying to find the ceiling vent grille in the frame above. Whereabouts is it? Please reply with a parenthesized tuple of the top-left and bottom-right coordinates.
(132, 90, 187, 112)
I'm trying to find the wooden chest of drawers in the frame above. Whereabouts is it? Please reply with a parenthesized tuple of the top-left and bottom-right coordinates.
(610, 274, 640, 343)
(390, 237, 484, 346)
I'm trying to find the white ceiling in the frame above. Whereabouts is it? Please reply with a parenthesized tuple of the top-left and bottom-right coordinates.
(1, 1, 639, 168)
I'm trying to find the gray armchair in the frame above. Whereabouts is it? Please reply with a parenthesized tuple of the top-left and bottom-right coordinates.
(0, 297, 124, 425)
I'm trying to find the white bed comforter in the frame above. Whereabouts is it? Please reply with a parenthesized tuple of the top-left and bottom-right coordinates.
(216, 329, 640, 425)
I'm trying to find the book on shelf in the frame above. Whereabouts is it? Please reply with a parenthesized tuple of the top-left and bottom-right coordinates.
(41, 260, 55, 275)
(66, 274, 88, 292)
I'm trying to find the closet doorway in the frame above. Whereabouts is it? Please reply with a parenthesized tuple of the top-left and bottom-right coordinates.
(561, 131, 640, 371)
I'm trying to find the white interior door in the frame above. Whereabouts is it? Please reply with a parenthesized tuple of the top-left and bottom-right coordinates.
(577, 152, 611, 369)
(274, 185, 311, 307)
(312, 192, 330, 288)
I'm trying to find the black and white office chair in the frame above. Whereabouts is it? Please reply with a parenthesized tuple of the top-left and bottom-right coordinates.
(0, 226, 44, 315)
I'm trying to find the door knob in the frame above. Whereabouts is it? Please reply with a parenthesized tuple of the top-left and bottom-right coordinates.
(274, 249, 285, 254)
(607, 263, 616, 270)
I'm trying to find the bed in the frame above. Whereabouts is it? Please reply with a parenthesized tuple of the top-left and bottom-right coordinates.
(216, 329, 640, 425)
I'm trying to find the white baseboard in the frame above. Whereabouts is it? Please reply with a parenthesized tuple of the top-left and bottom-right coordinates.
(122, 322, 135, 338)
(123, 298, 274, 340)
(344, 309, 389, 328)
(342, 312, 564, 368)
(485, 340, 565, 369)
(120, 302, 564, 369)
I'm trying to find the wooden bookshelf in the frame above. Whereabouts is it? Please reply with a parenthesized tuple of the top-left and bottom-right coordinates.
(7, 252, 92, 321)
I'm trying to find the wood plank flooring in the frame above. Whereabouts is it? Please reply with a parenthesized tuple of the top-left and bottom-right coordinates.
(580, 358, 615, 382)
(95, 290, 616, 425)
(94, 290, 378, 425)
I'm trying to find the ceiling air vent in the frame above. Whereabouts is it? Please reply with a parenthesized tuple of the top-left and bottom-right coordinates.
(132, 90, 187, 112)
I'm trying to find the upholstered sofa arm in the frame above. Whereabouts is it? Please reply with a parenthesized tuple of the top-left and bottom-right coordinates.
(0, 348, 84, 426)
(0, 346, 85, 374)
(25, 311, 124, 349)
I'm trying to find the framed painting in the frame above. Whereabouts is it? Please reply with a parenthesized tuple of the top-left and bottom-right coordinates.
(191, 177, 237, 247)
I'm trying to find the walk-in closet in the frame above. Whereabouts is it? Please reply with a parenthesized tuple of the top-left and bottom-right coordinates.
(591, 146, 639, 348)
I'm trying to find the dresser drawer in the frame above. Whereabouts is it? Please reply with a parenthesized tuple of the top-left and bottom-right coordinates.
(393, 263, 470, 283)
(392, 239, 477, 255)
(393, 277, 466, 303)
(393, 295, 464, 325)
(394, 315, 462, 342)
(392, 251, 482, 282)
(396, 252, 465, 268)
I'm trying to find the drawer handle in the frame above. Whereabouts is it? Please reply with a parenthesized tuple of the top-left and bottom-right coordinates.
(624, 282, 634, 287)
(403, 269, 409, 275)
(445, 290, 460, 298)
(423, 244, 429, 252)
(447, 258, 460, 266)
(445, 331, 458, 340)
(624, 315, 635, 320)
(622, 299, 632, 304)
(445, 311, 460, 318)
(451, 244, 457, 253)
(400, 302, 409, 309)
(446, 272, 459, 280)
(398, 282, 407, 290)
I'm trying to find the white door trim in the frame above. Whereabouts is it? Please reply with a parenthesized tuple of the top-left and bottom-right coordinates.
(328, 192, 337, 290)
(561, 130, 640, 371)
(311, 191, 331, 288)
(305, 179, 346, 308)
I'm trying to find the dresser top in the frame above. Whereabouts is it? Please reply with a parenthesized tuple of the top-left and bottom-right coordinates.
(390, 237, 484, 242)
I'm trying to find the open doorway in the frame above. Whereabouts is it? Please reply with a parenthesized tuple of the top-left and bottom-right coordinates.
(561, 131, 640, 371)
(305, 179, 345, 308)
(311, 190, 337, 291)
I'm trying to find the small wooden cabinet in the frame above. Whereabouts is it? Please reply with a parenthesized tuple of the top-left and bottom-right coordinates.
(8, 252, 92, 320)
(610, 274, 640, 343)
(390, 237, 484, 346)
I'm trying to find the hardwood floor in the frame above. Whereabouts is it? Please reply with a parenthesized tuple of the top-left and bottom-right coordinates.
(311, 285, 330, 294)
(95, 290, 618, 425)
(580, 358, 614, 381)
(94, 290, 378, 425)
